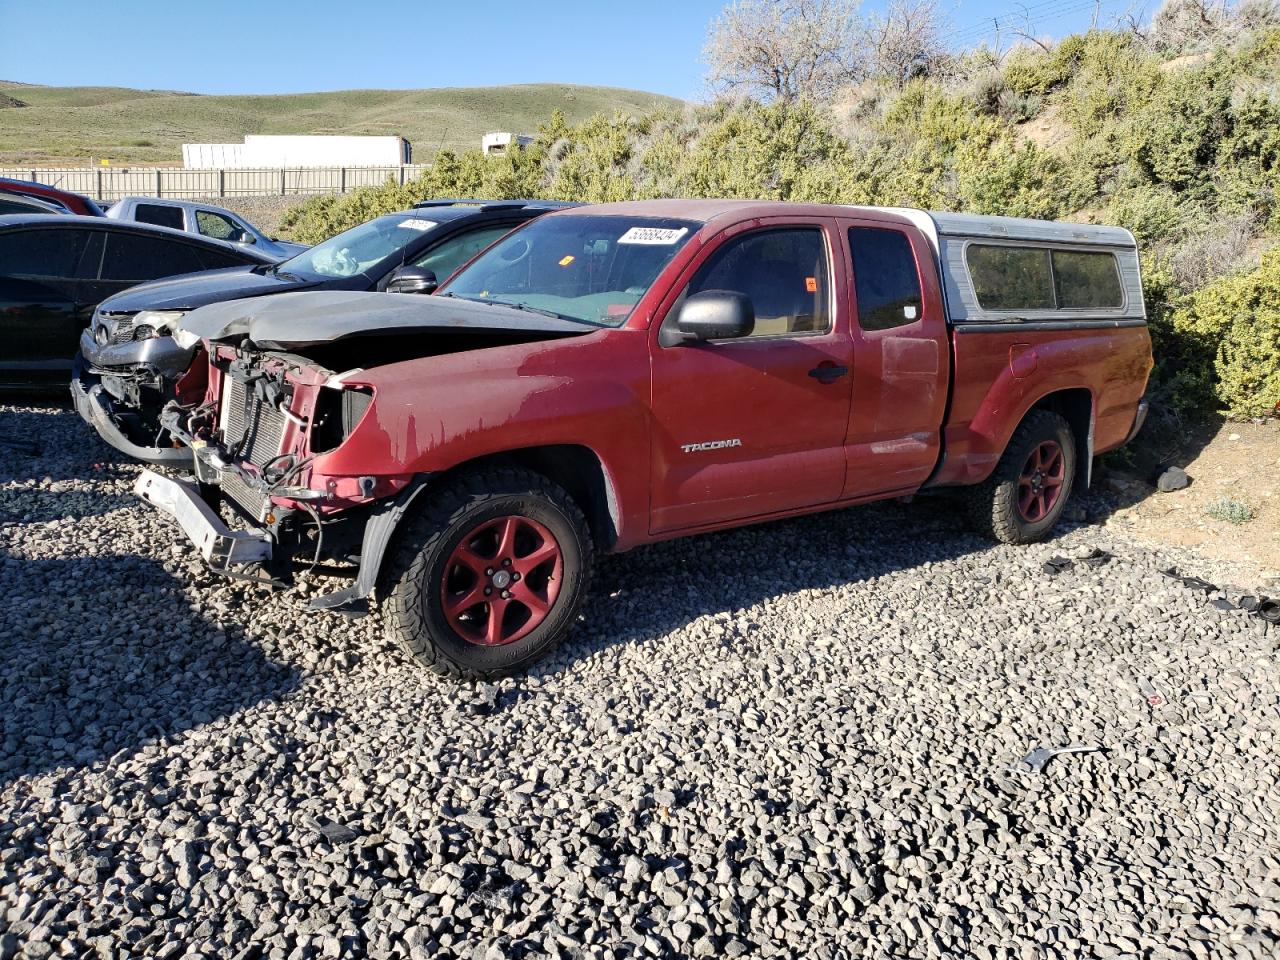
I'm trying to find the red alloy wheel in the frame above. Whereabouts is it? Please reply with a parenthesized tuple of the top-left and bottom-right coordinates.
(440, 515, 564, 647)
(1017, 440, 1066, 523)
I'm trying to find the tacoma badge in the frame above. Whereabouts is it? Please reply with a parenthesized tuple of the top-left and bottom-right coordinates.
(681, 439, 743, 453)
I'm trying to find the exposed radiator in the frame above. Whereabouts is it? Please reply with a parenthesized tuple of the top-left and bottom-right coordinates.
(220, 374, 287, 521)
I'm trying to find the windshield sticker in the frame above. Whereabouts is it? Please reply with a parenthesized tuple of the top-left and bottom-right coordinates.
(805, 276, 817, 293)
(617, 226, 689, 246)
(559, 255, 575, 267)
(397, 218, 438, 231)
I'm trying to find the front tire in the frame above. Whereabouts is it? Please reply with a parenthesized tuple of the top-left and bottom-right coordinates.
(383, 468, 593, 680)
(967, 409, 1076, 544)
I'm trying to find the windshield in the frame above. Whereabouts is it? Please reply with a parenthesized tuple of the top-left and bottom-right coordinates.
(278, 213, 438, 279)
(440, 215, 700, 326)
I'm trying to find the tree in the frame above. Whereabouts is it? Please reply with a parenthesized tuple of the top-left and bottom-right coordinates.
(865, 0, 948, 89)
(703, 0, 866, 102)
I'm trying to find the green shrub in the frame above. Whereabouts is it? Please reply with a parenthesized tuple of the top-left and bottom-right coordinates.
(1105, 184, 1192, 245)
(1165, 250, 1280, 418)
(1127, 60, 1233, 191)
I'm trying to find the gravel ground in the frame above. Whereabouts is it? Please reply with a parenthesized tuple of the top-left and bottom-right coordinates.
(1, 403, 1277, 960)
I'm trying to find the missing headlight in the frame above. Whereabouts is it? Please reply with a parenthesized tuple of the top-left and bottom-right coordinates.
(310, 387, 374, 453)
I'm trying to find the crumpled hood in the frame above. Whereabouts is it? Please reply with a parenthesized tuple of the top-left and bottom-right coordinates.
(181, 290, 591, 349)
(100, 266, 317, 313)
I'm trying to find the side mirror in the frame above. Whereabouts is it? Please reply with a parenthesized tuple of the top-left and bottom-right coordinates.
(387, 266, 438, 295)
(230, 230, 255, 245)
(674, 290, 754, 342)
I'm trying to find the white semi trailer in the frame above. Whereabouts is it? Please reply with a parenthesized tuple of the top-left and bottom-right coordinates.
(182, 135, 412, 169)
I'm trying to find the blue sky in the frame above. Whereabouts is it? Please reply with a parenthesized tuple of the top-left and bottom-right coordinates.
(0, 0, 1150, 100)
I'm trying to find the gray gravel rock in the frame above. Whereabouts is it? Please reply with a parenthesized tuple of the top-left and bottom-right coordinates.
(2, 404, 1278, 959)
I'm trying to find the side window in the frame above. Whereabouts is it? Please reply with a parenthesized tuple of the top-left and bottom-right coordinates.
(412, 224, 513, 281)
(966, 245, 1054, 311)
(197, 246, 255, 270)
(134, 203, 185, 230)
(195, 210, 243, 241)
(685, 228, 829, 337)
(0, 229, 87, 278)
(1052, 250, 1123, 309)
(0, 196, 58, 215)
(100, 234, 205, 282)
(848, 227, 923, 331)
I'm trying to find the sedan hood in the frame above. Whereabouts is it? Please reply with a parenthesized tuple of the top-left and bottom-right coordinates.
(99, 266, 318, 313)
(181, 290, 591, 349)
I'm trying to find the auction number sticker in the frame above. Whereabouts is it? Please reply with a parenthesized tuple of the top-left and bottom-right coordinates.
(397, 218, 438, 231)
(617, 226, 689, 245)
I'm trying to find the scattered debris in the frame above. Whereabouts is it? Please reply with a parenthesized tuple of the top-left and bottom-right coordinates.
(1137, 678, 1165, 708)
(1258, 599, 1280, 625)
(1009, 744, 1103, 775)
(1162, 568, 1278, 624)
(1162, 568, 1217, 593)
(1078, 547, 1112, 567)
(1157, 466, 1190, 492)
(1042, 555, 1073, 576)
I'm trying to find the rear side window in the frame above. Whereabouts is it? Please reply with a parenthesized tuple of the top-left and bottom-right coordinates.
(197, 246, 254, 270)
(0, 229, 88, 278)
(0, 196, 58, 215)
(966, 245, 1054, 311)
(849, 227, 923, 331)
(1052, 250, 1123, 308)
(688, 228, 829, 337)
(134, 203, 185, 230)
(100, 233, 206, 281)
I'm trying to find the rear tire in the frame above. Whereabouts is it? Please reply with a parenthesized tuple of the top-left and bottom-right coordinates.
(967, 409, 1076, 544)
(382, 467, 593, 680)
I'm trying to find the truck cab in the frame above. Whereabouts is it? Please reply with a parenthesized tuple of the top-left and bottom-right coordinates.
(134, 200, 1152, 679)
(106, 197, 307, 261)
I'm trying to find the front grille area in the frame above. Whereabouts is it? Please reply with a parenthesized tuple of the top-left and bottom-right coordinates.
(102, 313, 135, 345)
(220, 375, 287, 521)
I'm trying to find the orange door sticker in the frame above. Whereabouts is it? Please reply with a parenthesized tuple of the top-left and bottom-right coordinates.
(805, 276, 817, 293)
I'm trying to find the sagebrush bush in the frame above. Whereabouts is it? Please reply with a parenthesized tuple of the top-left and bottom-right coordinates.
(1205, 496, 1256, 524)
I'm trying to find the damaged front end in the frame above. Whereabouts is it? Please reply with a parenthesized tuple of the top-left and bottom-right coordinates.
(136, 342, 421, 612)
(73, 309, 204, 466)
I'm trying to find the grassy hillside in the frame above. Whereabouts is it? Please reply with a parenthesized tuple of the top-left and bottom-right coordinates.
(0, 81, 682, 165)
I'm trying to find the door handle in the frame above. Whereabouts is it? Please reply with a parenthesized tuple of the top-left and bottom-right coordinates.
(808, 363, 849, 383)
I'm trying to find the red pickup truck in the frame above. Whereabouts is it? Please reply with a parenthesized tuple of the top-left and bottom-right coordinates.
(136, 200, 1152, 679)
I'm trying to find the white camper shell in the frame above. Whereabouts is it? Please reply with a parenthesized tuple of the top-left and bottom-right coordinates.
(848, 207, 1145, 331)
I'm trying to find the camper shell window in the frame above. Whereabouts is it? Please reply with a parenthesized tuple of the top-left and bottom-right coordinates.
(965, 243, 1124, 313)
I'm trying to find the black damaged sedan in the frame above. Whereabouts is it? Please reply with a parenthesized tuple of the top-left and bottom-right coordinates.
(0, 214, 273, 393)
(73, 200, 572, 465)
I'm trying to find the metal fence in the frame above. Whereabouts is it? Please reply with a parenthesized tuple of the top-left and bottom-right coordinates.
(0, 165, 433, 202)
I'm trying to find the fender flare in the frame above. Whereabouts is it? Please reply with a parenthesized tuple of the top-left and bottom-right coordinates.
(309, 475, 433, 613)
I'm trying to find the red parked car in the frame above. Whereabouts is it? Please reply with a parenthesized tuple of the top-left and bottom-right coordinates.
(136, 200, 1152, 679)
(0, 177, 105, 217)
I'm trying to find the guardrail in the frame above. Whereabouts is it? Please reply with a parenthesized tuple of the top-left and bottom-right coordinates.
(0, 165, 433, 202)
